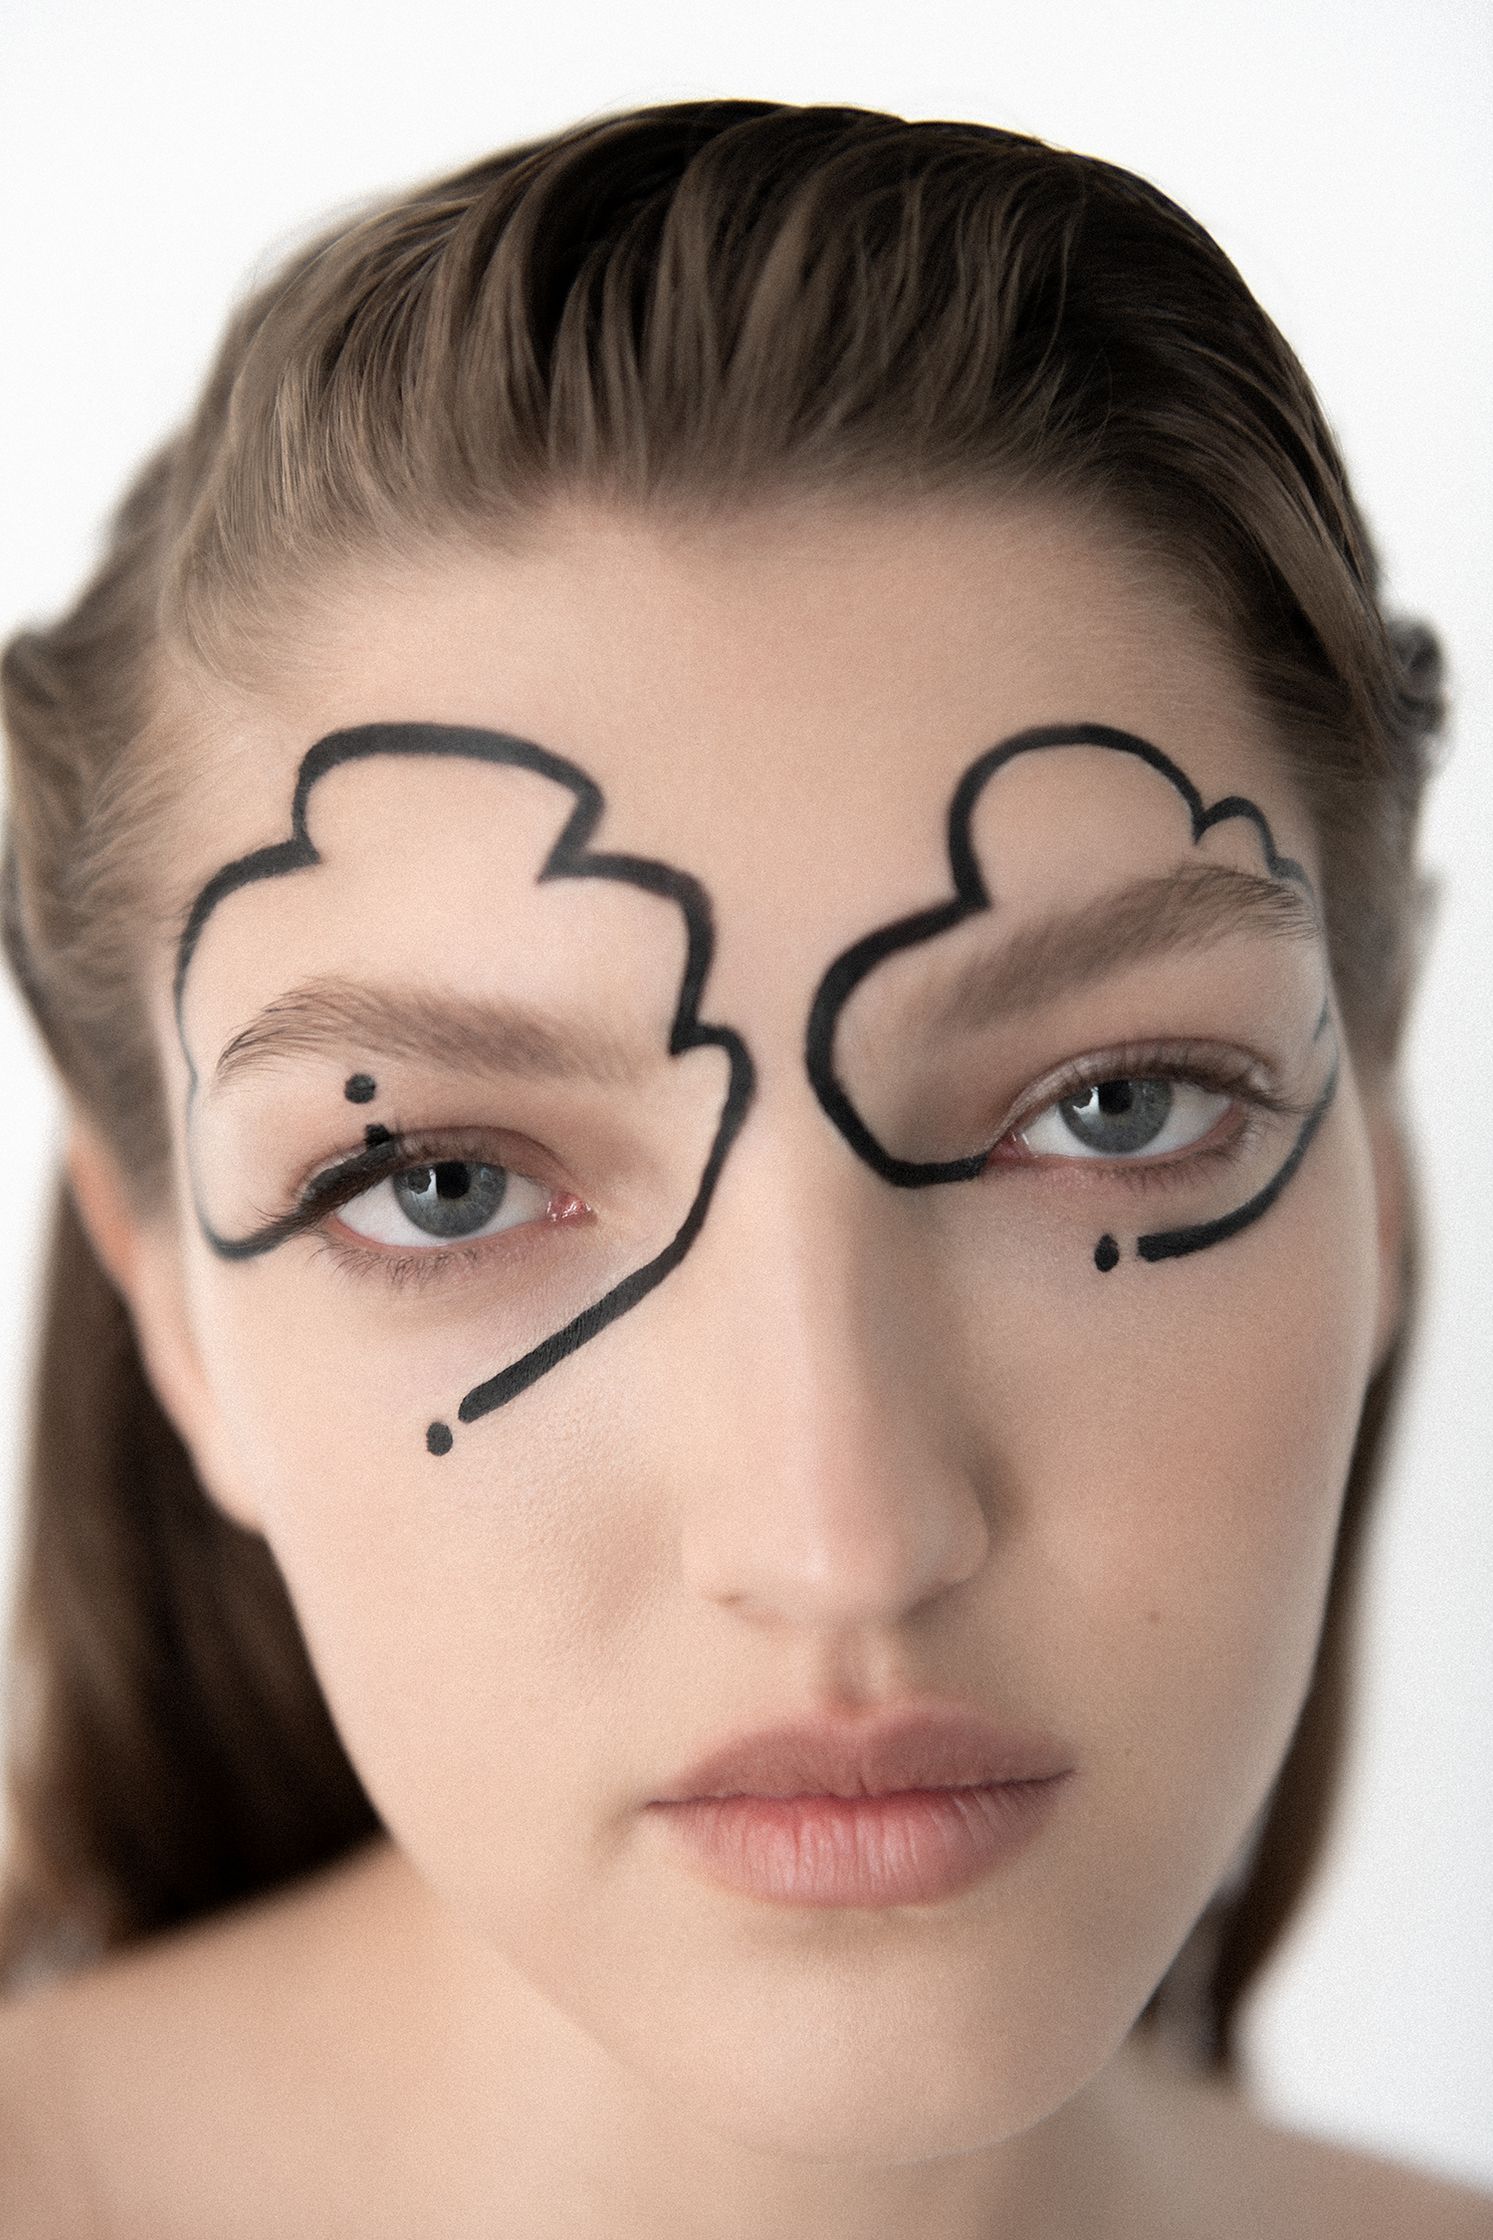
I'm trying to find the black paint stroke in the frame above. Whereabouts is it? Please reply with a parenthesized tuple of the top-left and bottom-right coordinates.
(1134, 1052, 1339, 1262)
(805, 721, 1335, 1265)
(174, 723, 756, 1454)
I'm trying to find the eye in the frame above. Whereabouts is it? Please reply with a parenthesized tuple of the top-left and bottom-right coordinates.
(1016, 1077, 1232, 1162)
(335, 1158, 553, 1248)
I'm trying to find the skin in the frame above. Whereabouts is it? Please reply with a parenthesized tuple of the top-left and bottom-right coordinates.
(9, 495, 1483, 2238)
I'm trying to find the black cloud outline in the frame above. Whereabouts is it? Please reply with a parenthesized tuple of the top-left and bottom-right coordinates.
(803, 721, 1338, 1264)
(174, 723, 756, 1453)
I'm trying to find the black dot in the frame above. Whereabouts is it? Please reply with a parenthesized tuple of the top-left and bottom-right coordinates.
(427, 1421, 454, 1457)
(364, 1123, 393, 1148)
(345, 1073, 377, 1104)
(1094, 1234, 1120, 1273)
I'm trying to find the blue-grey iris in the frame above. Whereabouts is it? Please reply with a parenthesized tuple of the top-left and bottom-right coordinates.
(1059, 1078, 1172, 1155)
(393, 1160, 509, 1239)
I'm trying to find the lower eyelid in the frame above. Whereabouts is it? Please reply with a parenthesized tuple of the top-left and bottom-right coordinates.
(990, 1098, 1256, 1179)
(314, 1231, 505, 1290)
(1077, 1117, 1256, 1188)
(314, 1192, 594, 1289)
(332, 1171, 568, 1243)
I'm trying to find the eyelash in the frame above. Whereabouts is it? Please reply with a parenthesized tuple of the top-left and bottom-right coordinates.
(277, 1130, 589, 1295)
(285, 1041, 1309, 1290)
(308, 1221, 556, 1295)
(988, 1040, 1310, 1193)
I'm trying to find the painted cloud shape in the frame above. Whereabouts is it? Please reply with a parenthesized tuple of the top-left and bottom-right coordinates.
(174, 723, 755, 1454)
(803, 721, 1338, 1269)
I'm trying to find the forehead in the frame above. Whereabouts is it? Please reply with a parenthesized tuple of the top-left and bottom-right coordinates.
(164, 497, 1314, 971)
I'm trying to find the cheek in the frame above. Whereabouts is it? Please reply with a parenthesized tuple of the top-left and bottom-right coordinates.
(188, 1253, 660, 1884)
(977, 1096, 1382, 1987)
(1063, 1242, 1365, 1773)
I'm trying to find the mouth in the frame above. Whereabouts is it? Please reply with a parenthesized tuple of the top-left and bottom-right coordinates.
(650, 1698, 1071, 1802)
(645, 1700, 1073, 1908)
(648, 1778, 1071, 1908)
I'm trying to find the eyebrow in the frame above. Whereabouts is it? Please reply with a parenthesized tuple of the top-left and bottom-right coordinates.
(210, 976, 652, 1094)
(915, 862, 1320, 1038)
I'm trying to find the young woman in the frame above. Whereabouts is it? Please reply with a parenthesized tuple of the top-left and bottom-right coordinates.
(0, 98, 1487, 2237)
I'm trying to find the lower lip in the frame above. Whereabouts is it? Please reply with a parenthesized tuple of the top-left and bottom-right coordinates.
(648, 1777, 1069, 1907)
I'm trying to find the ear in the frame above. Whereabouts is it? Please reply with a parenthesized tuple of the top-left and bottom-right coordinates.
(1362, 1084, 1412, 1381)
(65, 1114, 265, 1532)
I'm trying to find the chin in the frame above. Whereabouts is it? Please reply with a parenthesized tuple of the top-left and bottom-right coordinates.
(576, 1930, 1149, 2166)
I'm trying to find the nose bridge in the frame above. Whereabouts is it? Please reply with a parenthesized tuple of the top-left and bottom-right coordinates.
(671, 1082, 993, 1626)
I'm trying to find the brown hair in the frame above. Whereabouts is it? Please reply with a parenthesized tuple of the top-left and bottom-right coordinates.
(0, 99, 1446, 2069)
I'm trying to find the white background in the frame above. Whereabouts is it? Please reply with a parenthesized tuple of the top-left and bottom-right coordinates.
(1, 0, 1489, 2193)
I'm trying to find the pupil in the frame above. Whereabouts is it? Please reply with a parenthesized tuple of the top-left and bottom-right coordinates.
(1059, 1078, 1172, 1155)
(393, 1160, 509, 1238)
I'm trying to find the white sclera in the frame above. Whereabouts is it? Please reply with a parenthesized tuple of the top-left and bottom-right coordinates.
(1020, 1080, 1231, 1163)
(335, 1160, 554, 1249)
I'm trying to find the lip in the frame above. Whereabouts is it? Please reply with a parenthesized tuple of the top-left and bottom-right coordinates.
(645, 1702, 1073, 1908)
(649, 1701, 1071, 1804)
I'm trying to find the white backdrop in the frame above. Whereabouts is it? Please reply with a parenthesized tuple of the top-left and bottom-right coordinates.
(2, 0, 1489, 2192)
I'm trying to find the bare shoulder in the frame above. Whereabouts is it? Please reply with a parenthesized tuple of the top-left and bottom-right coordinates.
(1239, 2114, 1493, 2240)
(0, 1839, 401, 2240)
(0, 1982, 101, 2237)
(1128, 2034, 1493, 2239)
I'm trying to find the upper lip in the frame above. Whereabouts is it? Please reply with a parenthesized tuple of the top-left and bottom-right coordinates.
(648, 1701, 1073, 1803)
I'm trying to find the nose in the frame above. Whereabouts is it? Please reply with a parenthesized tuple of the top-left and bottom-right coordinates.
(671, 1109, 995, 1631)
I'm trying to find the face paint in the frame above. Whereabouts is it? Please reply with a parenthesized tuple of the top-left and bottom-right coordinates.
(805, 721, 1338, 1267)
(174, 723, 756, 1454)
(1129, 1049, 1339, 1264)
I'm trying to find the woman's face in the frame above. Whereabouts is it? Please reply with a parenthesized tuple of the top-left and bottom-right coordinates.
(135, 499, 1397, 2156)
